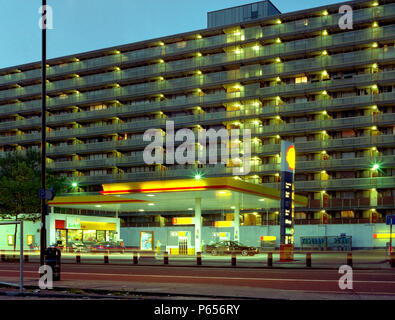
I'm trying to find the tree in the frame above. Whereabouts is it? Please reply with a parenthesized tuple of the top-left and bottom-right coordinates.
(0, 150, 66, 250)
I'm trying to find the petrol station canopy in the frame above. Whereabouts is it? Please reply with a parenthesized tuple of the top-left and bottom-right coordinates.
(49, 177, 308, 213)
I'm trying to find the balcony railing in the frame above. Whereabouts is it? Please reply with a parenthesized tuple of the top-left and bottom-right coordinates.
(1, 24, 394, 102)
(1, 45, 394, 119)
(1, 3, 393, 87)
(262, 176, 395, 191)
(121, 222, 161, 227)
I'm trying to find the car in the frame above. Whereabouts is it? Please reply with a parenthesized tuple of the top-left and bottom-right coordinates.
(68, 241, 90, 253)
(205, 240, 259, 256)
(91, 241, 126, 253)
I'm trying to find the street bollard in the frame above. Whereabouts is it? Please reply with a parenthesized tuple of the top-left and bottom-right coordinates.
(133, 252, 138, 265)
(306, 252, 312, 268)
(197, 252, 202, 266)
(231, 252, 236, 267)
(164, 251, 169, 265)
(267, 252, 273, 268)
(390, 252, 395, 268)
(1, 253, 5, 262)
(24, 254, 29, 263)
(347, 252, 353, 267)
(76, 255, 81, 264)
(104, 255, 109, 264)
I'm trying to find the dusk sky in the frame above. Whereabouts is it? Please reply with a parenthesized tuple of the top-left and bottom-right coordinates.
(1, 0, 342, 69)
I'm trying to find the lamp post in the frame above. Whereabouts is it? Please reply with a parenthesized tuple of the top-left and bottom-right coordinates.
(40, 0, 47, 267)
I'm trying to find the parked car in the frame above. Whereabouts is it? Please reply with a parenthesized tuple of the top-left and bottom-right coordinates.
(91, 241, 126, 253)
(205, 241, 259, 256)
(68, 241, 90, 253)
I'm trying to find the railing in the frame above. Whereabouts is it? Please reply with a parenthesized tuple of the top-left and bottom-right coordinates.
(294, 219, 322, 225)
(1, 24, 394, 102)
(1, 45, 394, 119)
(327, 219, 371, 224)
(261, 176, 395, 192)
(121, 222, 161, 227)
(1, 3, 393, 87)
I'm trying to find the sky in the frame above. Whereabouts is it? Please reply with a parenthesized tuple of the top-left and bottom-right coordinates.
(0, 0, 342, 69)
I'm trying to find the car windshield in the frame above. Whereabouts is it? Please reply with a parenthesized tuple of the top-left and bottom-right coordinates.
(230, 241, 246, 246)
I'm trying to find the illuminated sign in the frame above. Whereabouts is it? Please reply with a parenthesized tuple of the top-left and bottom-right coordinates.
(26, 235, 34, 246)
(280, 141, 295, 246)
(7, 235, 13, 246)
(213, 232, 230, 239)
(140, 231, 154, 251)
(374, 233, 395, 239)
(66, 217, 81, 229)
(261, 236, 276, 241)
(214, 221, 234, 227)
(172, 217, 194, 225)
(80, 221, 116, 231)
(281, 141, 295, 173)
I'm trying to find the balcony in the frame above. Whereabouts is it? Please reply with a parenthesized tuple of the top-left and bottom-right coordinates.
(253, 113, 395, 137)
(1, 42, 394, 119)
(294, 218, 374, 224)
(295, 155, 395, 172)
(1, 3, 393, 88)
(261, 176, 395, 191)
(1, 24, 394, 103)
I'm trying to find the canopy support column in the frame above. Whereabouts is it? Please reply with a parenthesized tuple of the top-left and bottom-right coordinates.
(234, 202, 240, 242)
(195, 197, 202, 253)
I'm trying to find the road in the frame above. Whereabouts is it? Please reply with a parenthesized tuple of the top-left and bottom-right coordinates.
(0, 262, 394, 299)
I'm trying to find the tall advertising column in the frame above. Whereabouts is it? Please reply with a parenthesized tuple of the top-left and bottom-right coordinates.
(280, 141, 296, 261)
(195, 197, 202, 254)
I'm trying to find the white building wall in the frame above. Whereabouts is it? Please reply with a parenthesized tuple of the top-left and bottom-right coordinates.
(0, 221, 40, 250)
(121, 223, 390, 249)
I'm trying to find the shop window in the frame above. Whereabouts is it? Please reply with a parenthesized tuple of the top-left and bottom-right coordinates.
(68, 230, 83, 242)
(83, 230, 97, 242)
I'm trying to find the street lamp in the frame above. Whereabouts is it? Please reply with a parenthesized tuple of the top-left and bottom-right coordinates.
(40, 0, 47, 268)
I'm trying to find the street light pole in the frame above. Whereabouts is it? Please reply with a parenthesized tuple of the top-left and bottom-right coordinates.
(40, 0, 47, 267)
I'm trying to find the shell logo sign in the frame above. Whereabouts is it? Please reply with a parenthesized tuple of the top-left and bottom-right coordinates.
(281, 141, 295, 173)
(286, 145, 295, 171)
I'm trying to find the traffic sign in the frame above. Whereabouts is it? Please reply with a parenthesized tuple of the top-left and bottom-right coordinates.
(386, 215, 395, 225)
(39, 189, 55, 200)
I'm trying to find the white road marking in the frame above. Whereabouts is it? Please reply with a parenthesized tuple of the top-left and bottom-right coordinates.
(0, 269, 395, 284)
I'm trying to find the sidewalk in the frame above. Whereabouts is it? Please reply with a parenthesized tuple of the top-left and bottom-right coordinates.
(2, 276, 395, 300)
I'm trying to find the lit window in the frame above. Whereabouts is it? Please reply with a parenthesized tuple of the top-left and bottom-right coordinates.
(295, 76, 308, 84)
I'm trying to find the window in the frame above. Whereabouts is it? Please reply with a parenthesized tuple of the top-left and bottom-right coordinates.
(341, 211, 354, 218)
(295, 76, 308, 84)
(342, 152, 355, 159)
(341, 191, 355, 199)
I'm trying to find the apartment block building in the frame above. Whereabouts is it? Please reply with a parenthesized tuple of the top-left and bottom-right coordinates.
(0, 0, 394, 233)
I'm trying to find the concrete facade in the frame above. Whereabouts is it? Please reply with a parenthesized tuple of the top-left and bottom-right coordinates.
(120, 223, 392, 250)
